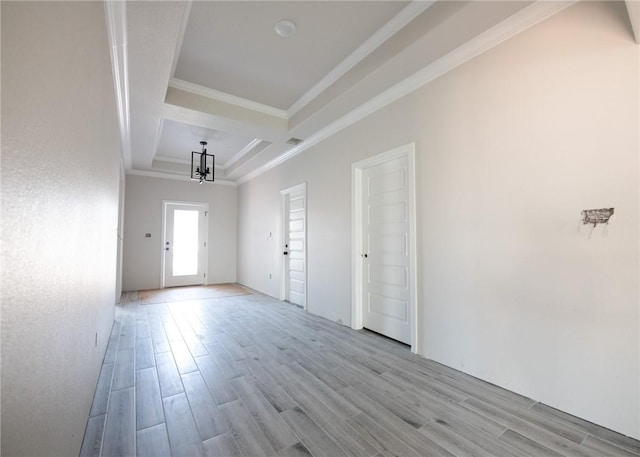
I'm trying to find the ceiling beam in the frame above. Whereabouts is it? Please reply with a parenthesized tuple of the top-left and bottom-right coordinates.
(163, 88, 288, 142)
(170, 78, 288, 120)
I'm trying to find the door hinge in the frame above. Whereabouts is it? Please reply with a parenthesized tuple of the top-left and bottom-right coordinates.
(205, 211, 208, 216)
(204, 273, 206, 278)
(204, 242, 207, 247)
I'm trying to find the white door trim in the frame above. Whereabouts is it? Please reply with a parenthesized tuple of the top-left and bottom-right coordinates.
(280, 182, 307, 310)
(161, 200, 209, 288)
(116, 159, 126, 303)
(351, 143, 419, 354)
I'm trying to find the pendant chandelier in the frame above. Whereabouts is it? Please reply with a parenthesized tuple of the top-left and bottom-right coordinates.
(191, 140, 215, 184)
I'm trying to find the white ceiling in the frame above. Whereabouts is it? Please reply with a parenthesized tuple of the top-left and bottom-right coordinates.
(115, 0, 593, 185)
(175, 1, 408, 110)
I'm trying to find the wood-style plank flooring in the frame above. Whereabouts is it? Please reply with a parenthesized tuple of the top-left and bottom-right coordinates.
(81, 286, 640, 457)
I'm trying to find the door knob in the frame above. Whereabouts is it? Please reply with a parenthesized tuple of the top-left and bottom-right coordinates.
(283, 251, 288, 255)
(165, 247, 170, 251)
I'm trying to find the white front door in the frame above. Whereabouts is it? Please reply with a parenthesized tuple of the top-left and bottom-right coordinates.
(281, 184, 306, 308)
(162, 201, 208, 288)
(361, 151, 413, 345)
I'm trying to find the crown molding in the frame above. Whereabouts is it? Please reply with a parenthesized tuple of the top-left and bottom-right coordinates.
(105, 0, 132, 169)
(238, 0, 576, 185)
(223, 138, 263, 169)
(286, 1, 435, 118)
(625, 0, 640, 44)
(169, 78, 289, 120)
(153, 154, 225, 170)
(127, 169, 237, 186)
(151, 116, 166, 169)
(154, 155, 189, 165)
(170, 1, 193, 78)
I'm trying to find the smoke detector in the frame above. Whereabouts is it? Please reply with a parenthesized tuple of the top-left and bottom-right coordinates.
(274, 20, 296, 38)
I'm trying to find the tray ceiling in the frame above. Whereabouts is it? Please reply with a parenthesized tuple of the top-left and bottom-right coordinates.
(114, 0, 588, 185)
(175, 1, 408, 110)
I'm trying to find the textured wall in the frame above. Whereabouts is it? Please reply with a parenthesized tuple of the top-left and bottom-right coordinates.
(1, 2, 121, 456)
(237, 2, 639, 438)
(122, 175, 238, 291)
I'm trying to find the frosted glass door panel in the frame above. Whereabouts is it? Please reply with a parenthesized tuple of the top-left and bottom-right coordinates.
(172, 210, 199, 276)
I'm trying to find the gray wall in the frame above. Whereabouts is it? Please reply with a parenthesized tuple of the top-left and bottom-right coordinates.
(123, 175, 238, 291)
(1, 2, 122, 455)
(237, 2, 639, 438)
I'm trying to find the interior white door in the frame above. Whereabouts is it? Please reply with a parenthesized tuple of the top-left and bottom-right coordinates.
(282, 184, 306, 308)
(163, 202, 208, 288)
(362, 155, 412, 344)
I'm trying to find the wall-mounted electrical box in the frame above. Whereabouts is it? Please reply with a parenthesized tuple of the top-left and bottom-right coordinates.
(581, 208, 614, 227)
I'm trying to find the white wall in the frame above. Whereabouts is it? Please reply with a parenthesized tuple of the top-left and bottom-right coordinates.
(1, 2, 122, 456)
(237, 1, 639, 438)
(122, 174, 237, 291)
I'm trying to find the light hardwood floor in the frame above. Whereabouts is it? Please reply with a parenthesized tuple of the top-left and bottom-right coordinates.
(81, 286, 639, 457)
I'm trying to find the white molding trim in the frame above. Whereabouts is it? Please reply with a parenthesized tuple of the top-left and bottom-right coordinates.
(352, 143, 418, 354)
(151, 116, 166, 169)
(169, 78, 289, 120)
(625, 0, 640, 44)
(116, 157, 126, 303)
(237, 141, 310, 184)
(287, 1, 434, 117)
(153, 155, 189, 165)
(237, 0, 575, 186)
(170, 1, 193, 78)
(104, 0, 132, 169)
(127, 169, 238, 186)
(224, 138, 263, 169)
(154, 154, 225, 170)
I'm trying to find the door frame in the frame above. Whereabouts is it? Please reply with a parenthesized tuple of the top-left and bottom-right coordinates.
(161, 200, 209, 288)
(280, 182, 307, 310)
(116, 159, 125, 303)
(351, 143, 419, 354)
